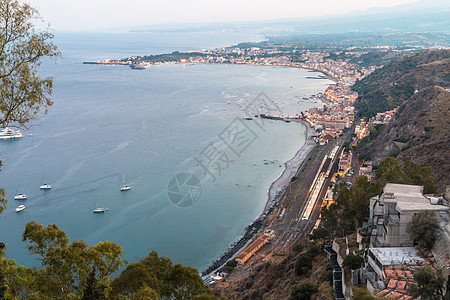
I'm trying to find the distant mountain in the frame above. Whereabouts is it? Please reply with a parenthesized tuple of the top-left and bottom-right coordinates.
(353, 49, 450, 117)
(280, 0, 450, 34)
(127, 0, 450, 35)
(358, 85, 450, 192)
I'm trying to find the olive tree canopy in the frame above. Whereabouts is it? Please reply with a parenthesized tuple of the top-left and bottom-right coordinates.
(0, 0, 59, 128)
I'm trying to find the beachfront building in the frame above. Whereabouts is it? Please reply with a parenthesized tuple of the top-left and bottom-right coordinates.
(235, 231, 272, 265)
(368, 183, 449, 247)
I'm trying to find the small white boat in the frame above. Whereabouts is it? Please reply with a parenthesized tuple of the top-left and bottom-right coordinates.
(14, 185, 27, 200)
(93, 208, 105, 213)
(40, 176, 51, 190)
(40, 184, 51, 190)
(16, 204, 25, 212)
(120, 175, 131, 191)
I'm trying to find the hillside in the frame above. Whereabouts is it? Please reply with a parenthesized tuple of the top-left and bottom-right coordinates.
(358, 85, 450, 192)
(353, 49, 450, 117)
(211, 245, 334, 300)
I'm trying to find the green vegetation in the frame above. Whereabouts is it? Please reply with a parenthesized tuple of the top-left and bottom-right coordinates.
(353, 49, 450, 117)
(322, 176, 380, 236)
(352, 287, 377, 300)
(0, 222, 218, 299)
(309, 227, 330, 241)
(411, 266, 447, 300)
(375, 157, 436, 194)
(294, 243, 321, 276)
(342, 253, 364, 270)
(406, 211, 440, 250)
(354, 124, 386, 160)
(290, 281, 318, 300)
(0, 0, 60, 127)
(124, 51, 207, 63)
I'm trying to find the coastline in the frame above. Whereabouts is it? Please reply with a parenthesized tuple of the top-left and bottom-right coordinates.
(265, 120, 315, 212)
(201, 119, 317, 276)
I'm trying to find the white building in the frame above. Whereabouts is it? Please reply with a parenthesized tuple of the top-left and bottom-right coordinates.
(368, 183, 449, 247)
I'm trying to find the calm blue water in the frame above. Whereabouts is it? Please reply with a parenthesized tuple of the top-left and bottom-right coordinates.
(0, 32, 333, 271)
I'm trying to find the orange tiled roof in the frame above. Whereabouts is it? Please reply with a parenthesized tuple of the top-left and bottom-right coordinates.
(387, 292, 403, 299)
(388, 279, 398, 289)
(397, 281, 407, 290)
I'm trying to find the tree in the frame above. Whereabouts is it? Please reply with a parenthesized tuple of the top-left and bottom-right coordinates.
(81, 268, 107, 300)
(111, 250, 209, 300)
(375, 158, 436, 194)
(411, 265, 446, 300)
(20, 221, 124, 299)
(166, 264, 208, 300)
(290, 281, 318, 300)
(0, 0, 59, 128)
(342, 253, 364, 270)
(406, 210, 440, 249)
(322, 177, 380, 236)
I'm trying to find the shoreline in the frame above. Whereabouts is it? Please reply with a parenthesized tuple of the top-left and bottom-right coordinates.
(201, 67, 332, 277)
(201, 119, 317, 276)
(265, 119, 315, 212)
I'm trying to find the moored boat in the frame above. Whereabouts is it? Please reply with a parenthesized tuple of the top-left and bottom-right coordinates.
(0, 127, 23, 140)
(40, 176, 51, 189)
(120, 175, 131, 191)
(16, 205, 25, 212)
(14, 185, 27, 200)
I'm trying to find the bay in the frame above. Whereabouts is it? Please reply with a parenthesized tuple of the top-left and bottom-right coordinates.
(0, 32, 333, 271)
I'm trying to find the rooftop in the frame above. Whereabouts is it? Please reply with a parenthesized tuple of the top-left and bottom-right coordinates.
(370, 247, 424, 266)
(381, 183, 449, 212)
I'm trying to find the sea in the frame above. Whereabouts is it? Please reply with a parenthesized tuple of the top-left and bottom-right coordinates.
(0, 31, 333, 272)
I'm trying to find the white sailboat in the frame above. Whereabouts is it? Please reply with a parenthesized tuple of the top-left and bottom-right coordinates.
(93, 207, 105, 213)
(14, 185, 27, 200)
(120, 175, 131, 191)
(40, 176, 51, 190)
(93, 199, 107, 213)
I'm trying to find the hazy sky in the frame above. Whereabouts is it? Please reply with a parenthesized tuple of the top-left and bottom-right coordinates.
(26, 0, 418, 31)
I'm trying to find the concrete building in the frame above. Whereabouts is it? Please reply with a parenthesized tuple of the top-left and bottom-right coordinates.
(363, 247, 425, 294)
(368, 183, 449, 247)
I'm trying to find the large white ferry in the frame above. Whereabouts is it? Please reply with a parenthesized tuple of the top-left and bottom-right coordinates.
(0, 127, 23, 140)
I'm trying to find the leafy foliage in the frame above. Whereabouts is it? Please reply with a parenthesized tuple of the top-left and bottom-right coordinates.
(322, 176, 380, 236)
(0, 222, 221, 299)
(0, 0, 60, 128)
(352, 287, 376, 300)
(294, 243, 321, 276)
(376, 157, 436, 194)
(406, 211, 440, 249)
(411, 265, 446, 300)
(342, 253, 364, 270)
(290, 281, 318, 300)
(111, 250, 208, 299)
(19, 221, 124, 299)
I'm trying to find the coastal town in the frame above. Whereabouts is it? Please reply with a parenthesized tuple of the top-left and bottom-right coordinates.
(88, 45, 386, 146)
